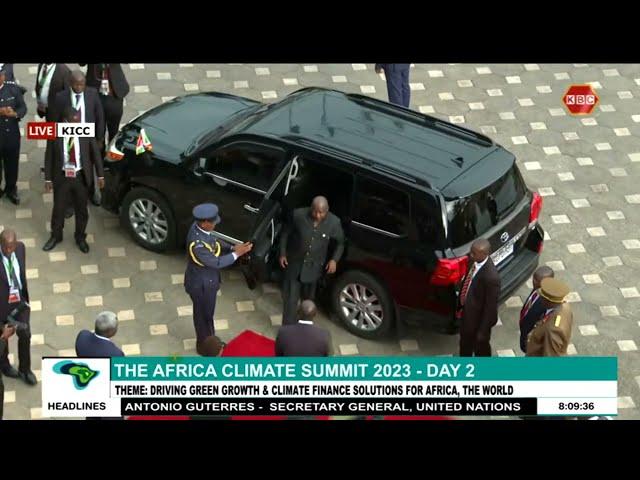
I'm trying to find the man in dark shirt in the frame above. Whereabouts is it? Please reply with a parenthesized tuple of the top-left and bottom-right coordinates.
(279, 196, 345, 325)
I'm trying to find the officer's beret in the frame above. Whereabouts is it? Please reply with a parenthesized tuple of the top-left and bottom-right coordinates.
(539, 278, 570, 303)
(193, 203, 221, 223)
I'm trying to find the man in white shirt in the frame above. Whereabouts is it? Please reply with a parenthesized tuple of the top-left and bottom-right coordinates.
(456, 238, 501, 356)
(35, 63, 70, 121)
(52, 70, 105, 209)
(43, 107, 104, 253)
(0, 228, 36, 385)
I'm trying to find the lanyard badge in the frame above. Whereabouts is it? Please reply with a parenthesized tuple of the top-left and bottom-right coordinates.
(3, 255, 21, 303)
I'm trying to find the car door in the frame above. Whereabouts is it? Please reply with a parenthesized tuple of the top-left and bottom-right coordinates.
(243, 156, 301, 287)
(201, 141, 286, 244)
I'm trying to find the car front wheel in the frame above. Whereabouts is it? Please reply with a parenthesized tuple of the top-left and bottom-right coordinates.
(331, 270, 395, 339)
(120, 187, 176, 252)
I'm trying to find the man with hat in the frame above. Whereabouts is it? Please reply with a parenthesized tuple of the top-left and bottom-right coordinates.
(0, 64, 27, 205)
(526, 277, 573, 357)
(184, 203, 253, 345)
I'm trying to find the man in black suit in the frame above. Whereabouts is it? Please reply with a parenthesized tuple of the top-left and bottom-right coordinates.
(53, 70, 106, 211)
(81, 63, 129, 146)
(53, 70, 105, 145)
(519, 266, 554, 353)
(75, 311, 124, 357)
(279, 196, 345, 325)
(35, 63, 71, 121)
(0, 229, 36, 386)
(42, 107, 105, 254)
(276, 300, 331, 357)
(456, 238, 501, 357)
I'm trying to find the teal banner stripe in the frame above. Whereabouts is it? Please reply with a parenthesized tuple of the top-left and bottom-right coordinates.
(111, 357, 617, 381)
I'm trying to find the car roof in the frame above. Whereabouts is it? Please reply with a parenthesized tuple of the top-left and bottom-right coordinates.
(240, 88, 511, 195)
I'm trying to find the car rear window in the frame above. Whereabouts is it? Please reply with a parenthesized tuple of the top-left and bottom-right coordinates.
(446, 165, 527, 247)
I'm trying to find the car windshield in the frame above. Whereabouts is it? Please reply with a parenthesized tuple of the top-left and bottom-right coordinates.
(185, 104, 263, 156)
(445, 165, 527, 247)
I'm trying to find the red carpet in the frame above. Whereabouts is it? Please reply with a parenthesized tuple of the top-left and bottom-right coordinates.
(222, 330, 276, 357)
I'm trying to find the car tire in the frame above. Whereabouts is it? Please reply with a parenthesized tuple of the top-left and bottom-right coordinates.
(331, 270, 395, 339)
(120, 187, 176, 252)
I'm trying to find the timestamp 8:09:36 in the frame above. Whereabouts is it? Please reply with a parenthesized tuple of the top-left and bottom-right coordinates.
(558, 402, 595, 411)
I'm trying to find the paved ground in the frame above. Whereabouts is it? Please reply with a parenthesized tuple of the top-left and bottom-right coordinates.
(1, 63, 638, 420)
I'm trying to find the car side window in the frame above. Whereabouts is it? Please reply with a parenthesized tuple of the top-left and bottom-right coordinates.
(353, 176, 411, 237)
(412, 193, 441, 245)
(280, 155, 354, 220)
(208, 145, 285, 193)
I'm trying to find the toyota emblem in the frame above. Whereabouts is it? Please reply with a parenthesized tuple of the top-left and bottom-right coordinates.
(500, 232, 509, 243)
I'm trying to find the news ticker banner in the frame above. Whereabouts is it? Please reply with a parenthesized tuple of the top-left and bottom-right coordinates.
(41, 357, 617, 418)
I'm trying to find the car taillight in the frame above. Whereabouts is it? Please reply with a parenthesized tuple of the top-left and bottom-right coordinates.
(537, 240, 544, 254)
(430, 256, 469, 286)
(529, 192, 543, 227)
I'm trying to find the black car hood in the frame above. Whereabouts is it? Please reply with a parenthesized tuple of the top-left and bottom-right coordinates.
(128, 93, 260, 161)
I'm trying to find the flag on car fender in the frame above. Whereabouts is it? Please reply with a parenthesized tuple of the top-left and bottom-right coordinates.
(136, 128, 153, 155)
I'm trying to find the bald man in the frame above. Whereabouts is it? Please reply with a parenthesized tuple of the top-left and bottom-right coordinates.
(456, 239, 501, 357)
(279, 197, 345, 325)
(519, 266, 554, 353)
(0, 229, 35, 385)
(275, 300, 331, 356)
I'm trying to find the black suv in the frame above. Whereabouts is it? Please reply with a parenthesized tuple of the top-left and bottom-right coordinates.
(103, 88, 544, 339)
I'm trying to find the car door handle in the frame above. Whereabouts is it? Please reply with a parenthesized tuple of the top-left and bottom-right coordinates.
(244, 204, 259, 214)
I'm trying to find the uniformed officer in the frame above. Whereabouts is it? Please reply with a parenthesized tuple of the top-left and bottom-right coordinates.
(0, 65, 27, 205)
(279, 196, 345, 325)
(0, 64, 27, 95)
(526, 278, 573, 357)
(184, 203, 253, 344)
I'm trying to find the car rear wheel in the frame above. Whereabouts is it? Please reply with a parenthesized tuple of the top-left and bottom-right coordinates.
(120, 187, 176, 252)
(331, 270, 395, 339)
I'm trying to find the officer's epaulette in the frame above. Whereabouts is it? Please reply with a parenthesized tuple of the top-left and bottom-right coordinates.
(4, 81, 26, 94)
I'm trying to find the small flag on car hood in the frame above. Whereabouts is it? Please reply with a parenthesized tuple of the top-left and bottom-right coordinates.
(135, 128, 153, 155)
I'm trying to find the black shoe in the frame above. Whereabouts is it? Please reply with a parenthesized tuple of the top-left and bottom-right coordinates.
(76, 238, 90, 253)
(43, 236, 61, 251)
(1, 366, 20, 378)
(19, 370, 37, 386)
(65, 208, 74, 219)
(6, 190, 19, 205)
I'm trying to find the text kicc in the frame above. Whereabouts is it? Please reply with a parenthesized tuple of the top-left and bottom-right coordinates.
(26, 122, 95, 140)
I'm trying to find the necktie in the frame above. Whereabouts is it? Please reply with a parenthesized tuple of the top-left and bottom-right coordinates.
(67, 137, 77, 166)
(39, 64, 51, 88)
(459, 263, 476, 306)
(520, 291, 539, 323)
(6, 255, 20, 291)
(75, 93, 82, 119)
